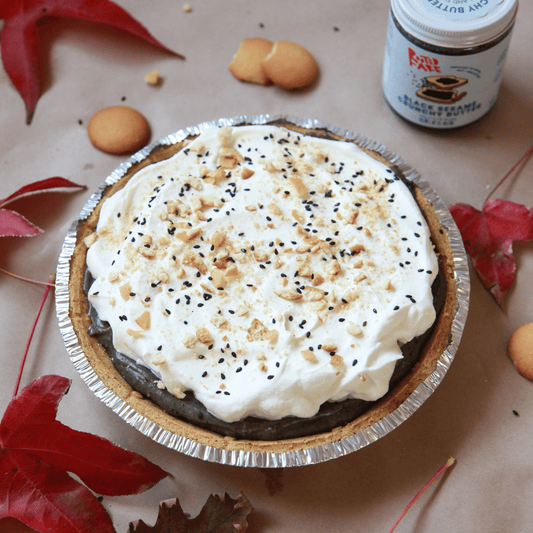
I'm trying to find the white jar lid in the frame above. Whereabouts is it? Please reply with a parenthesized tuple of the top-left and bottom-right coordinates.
(391, 0, 518, 48)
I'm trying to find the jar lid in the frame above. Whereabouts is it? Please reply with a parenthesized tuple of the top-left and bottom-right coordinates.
(391, 0, 518, 48)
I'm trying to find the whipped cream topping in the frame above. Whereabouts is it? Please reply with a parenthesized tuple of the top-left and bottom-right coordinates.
(86, 125, 438, 423)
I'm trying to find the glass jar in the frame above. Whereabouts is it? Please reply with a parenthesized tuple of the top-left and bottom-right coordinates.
(382, 0, 518, 129)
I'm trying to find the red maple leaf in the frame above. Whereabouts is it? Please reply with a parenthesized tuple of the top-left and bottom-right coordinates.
(0, 0, 184, 124)
(0, 177, 84, 237)
(449, 144, 533, 307)
(0, 374, 168, 533)
(449, 199, 533, 306)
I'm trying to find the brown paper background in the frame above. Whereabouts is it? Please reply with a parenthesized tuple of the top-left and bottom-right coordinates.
(1, 1, 533, 531)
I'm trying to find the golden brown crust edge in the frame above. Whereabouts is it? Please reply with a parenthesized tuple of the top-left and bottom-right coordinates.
(68, 124, 458, 455)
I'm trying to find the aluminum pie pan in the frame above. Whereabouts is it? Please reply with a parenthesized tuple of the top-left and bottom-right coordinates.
(56, 114, 470, 468)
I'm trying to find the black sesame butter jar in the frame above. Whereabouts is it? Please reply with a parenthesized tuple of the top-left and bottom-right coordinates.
(382, 0, 518, 129)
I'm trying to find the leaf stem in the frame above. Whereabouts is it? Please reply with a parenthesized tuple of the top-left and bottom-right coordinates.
(0, 266, 56, 287)
(388, 457, 455, 533)
(13, 273, 56, 398)
(483, 143, 533, 207)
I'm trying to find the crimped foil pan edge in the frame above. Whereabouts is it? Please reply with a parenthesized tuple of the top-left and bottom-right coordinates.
(56, 114, 470, 468)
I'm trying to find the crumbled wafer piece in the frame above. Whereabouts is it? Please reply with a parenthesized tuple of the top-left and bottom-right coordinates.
(196, 326, 213, 345)
(204, 168, 226, 185)
(346, 322, 363, 337)
(126, 328, 143, 339)
(305, 286, 325, 301)
(312, 274, 325, 286)
(152, 354, 165, 366)
(350, 244, 365, 254)
(210, 315, 229, 329)
(274, 289, 303, 301)
(135, 311, 151, 330)
(173, 386, 186, 399)
(321, 339, 337, 352)
(301, 349, 318, 363)
(218, 148, 243, 169)
(330, 355, 343, 368)
(182, 333, 197, 348)
(119, 282, 132, 301)
(144, 70, 160, 85)
(237, 167, 255, 180)
(289, 175, 308, 198)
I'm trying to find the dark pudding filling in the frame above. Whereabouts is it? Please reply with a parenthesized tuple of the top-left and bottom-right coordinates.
(85, 256, 446, 441)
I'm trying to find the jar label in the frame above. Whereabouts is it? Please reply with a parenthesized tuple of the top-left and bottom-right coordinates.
(382, 11, 513, 128)
(424, 0, 506, 20)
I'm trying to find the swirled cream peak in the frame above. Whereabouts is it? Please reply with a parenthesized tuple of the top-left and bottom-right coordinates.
(86, 125, 438, 423)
